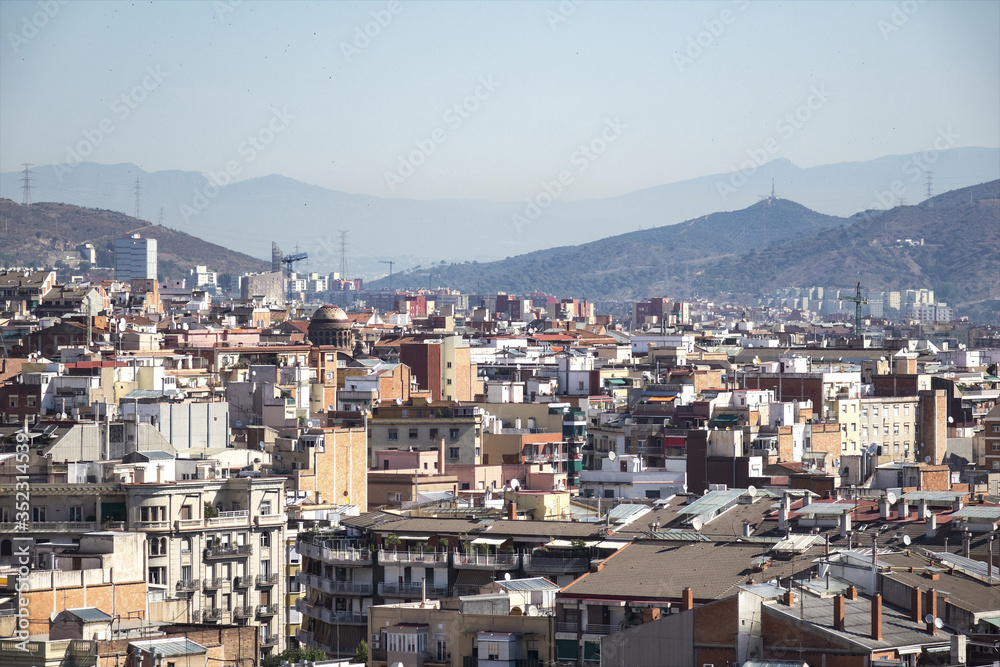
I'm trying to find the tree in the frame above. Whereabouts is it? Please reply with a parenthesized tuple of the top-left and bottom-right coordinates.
(353, 639, 369, 664)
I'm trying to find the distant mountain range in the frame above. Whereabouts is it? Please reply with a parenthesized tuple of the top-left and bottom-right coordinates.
(0, 199, 268, 280)
(1, 147, 997, 278)
(378, 181, 1000, 323)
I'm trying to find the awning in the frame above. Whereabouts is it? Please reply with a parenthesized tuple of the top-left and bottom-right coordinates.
(982, 617, 1000, 629)
(606, 378, 626, 385)
(546, 539, 597, 548)
(471, 537, 506, 546)
(594, 541, 628, 550)
(396, 535, 430, 541)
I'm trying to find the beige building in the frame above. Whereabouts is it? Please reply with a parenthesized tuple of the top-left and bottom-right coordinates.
(859, 396, 920, 463)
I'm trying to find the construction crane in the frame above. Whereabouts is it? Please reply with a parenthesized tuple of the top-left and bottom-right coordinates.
(282, 252, 308, 304)
(839, 282, 867, 340)
(380, 260, 395, 294)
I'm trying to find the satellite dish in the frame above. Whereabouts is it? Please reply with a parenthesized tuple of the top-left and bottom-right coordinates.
(935, 618, 943, 629)
(924, 456, 931, 463)
(903, 535, 911, 546)
(526, 605, 539, 616)
(509, 479, 520, 491)
(886, 491, 897, 505)
(746, 485, 757, 498)
(691, 517, 704, 531)
(504, 572, 512, 581)
(867, 442, 879, 455)
(235, 421, 243, 428)
(608, 450, 617, 461)
(925, 614, 934, 624)
(947, 416, 954, 424)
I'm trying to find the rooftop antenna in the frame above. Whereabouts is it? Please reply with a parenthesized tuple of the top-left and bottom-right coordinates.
(133, 178, 142, 219)
(20, 163, 33, 205)
(338, 230, 350, 279)
(380, 260, 395, 293)
(839, 282, 867, 340)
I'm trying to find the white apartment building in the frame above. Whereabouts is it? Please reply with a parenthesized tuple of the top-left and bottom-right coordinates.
(114, 234, 158, 282)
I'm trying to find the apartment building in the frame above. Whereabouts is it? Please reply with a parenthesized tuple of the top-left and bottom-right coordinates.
(858, 396, 920, 463)
(367, 401, 492, 466)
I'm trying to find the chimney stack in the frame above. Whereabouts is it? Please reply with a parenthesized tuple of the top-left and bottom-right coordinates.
(801, 492, 811, 508)
(879, 498, 889, 519)
(507, 502, 517, 521)
(839, 512, 852, 539)
(778, 494, 789, 532)
(846, 585, 858, 600)
(833, 594, 845, 631)
(783, 590, 796, 607)
(871, 594, 883, 641)
(911, 586, 923, 623)
(681, 587, 694, 611)
(926, 513, 937, 538)
(898, 500, 910, 520)
(437, 437, 446, 475)
(926, 588, 938, 635)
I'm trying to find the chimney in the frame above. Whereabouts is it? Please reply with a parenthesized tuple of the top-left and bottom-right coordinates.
(839, 512, 851, 539)
(783, 590, 796, 607)
(833, 594, 845, 631)
(911, 586, 923, 623)
(437, 437, 446, 475)
(681, 587, 694, 611)
(871, 594, 883, 641)
(879, 498, 890, 519)
(925, 513, 937, 538)
(507, 502, 517, 521)
(778, 495, 789, 532)
(926, 588, 938, 635)
(953, 496, 964, 512)
(898, 501, 910, 520)
(917, 499, 928, 519)
(846, 585, 858, 600)
(801, 492, 812, 508)
(742, 522, 752, 538)
(963, 531, 971, 558)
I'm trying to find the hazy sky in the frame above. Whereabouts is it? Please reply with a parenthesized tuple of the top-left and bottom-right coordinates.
(1, 0, 997, 201)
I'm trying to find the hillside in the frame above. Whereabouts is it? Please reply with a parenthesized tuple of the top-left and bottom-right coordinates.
(0, 198, 269, 279)
(384, 181, 1000, 318)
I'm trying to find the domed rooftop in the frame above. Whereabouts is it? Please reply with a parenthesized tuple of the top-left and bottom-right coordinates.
(311, 305, 348, 322)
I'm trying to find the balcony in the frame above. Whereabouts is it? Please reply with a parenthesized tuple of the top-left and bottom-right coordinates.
(256, 573, 279, 586)
(233, 576, 251, 588)
(233, 605, 253, 619)
(299, 541, 372, 566)
(204, 544, 253, 559)
(378, 581, 447, 597)
(297, 630, 314, 646)
(524, 554, 590, 574)
(203, 577, 229, 589)
(255, 514, 284, 528)
(203, 608, 224, 621)
(557, 621, 577, 633)
(257, 603, 279, 616)
(175, 518, 204, 530)
(379, 550, 449, 566)
(135, 521, 171, 530)
(296, 600, 368, 625)
(584, 623, 616, 635)
(452, 551, 520, 570)
(261, 634, 278, 646)
(0, 521, 100, 533)
(175, 579, 201, 592)
(206, 510, 250, 527)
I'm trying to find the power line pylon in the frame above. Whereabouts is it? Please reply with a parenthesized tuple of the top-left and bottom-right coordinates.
(20, 163, 33, 205)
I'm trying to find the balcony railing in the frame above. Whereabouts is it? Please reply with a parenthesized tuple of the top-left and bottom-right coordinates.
(296, 572, 372, 595)
(256, 573, 279, 586)
(204, 544, 253, 559)
(295, 601, 368, 625)
(299, 542, 373, 566)
(378, 581, 447, 597)
(557, 621, 577, 633)
(0, 520, 100, 533)
(175, 518, 204, 530)
(175, 579, 201, 592)
(584, 623, 616, 635)
(297, 630, 313, 646)
(379, 550, 449, 565)
(233, 606, 253, 618)
(261, 634, 278, 646)
(257, 603, 279, 616)
(452, 551, 520, 570)
(233, 576, 251, 588)
(207, 510, 250, 527)
(203, 608, 224, 621)
(203, 577, 229, 589)
(135, 521, 171, 530)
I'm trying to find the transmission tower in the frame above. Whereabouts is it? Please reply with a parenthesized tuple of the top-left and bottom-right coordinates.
(338, 230, 349, 278)
(925, 171, 933, 200)
(133, 178, 142, 219)
(20, 163, 33, 205)
(157, 206, 164, 225)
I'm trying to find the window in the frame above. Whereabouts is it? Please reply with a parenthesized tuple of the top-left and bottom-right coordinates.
(148, 566, 165, 585)
(893, 424, 899, 435)
(884, 425, 889, 435)
(992, 425, 1000, 433)
(894, 405, 899, 417)
(429, 428, 438, 439)
(388, 429, 398, 441)
(8, 396, 17, 408)
(261, 500, 272, 516)
(992, 444, 1000, 452)
(446, 378, 452, 385)
(449, 428, 459, 440)
(181, 538, 191, 554)
(26, 396, 36, 408)
(32, 506, 46, 522)
(260, 532, 271, 547)
(446, 362, 452, 369)
(260, 560, 271, 577)
(873, 407, 879, 417)
(448, 447, 459, 459)
(861, 407, 868, 418)
(645, 489, 661, 499)
(409, 428, 418, 439)
(181, 565, 191, 582)
(905, 405, 910, 416)
(68, 506, 83, 522)
(578, 381, 585, 390)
